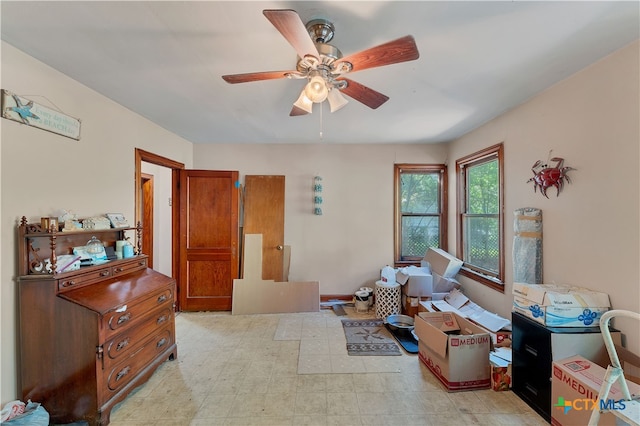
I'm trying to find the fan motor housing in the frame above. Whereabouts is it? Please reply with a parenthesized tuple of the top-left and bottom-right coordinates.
(306, 18, 335, 43)
(296, 43, 343, 73)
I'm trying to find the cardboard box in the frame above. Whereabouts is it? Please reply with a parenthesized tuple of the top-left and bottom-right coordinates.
(445, 289, 511, 333)
(490, 348, 512, 391)
(432, 271, 461, 293)
(494, 331, 512, 347)
(415, 311, 492, 392)
(490, 363, 512, 392)
(401, 293, 431, 317)
(420, 288, 512, 344)
(512, 283, 610, 327)
(396, 265, 433, 297)
(551, 355, 640, 426)
(422, 248, 463, 278)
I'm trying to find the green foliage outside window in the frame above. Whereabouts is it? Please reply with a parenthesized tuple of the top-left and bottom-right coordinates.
(464, 159, 499, 274)
(400, 172, 440, 259)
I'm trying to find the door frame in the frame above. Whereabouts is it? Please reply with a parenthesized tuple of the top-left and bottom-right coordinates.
(134, 148, 185, 307)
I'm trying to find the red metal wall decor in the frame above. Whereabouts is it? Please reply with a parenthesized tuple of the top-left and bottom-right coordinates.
(527, 157, 575, 198)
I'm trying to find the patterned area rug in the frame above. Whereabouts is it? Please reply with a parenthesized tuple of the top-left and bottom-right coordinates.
(341, 319, 401, 356)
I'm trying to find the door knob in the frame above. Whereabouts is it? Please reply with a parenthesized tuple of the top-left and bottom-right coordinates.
(276, 245, 283, 250)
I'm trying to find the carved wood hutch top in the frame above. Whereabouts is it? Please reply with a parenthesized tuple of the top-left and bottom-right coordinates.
(18, 215, 143, 278)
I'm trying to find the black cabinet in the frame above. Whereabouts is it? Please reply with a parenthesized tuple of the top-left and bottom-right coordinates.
(511, 311, 619, 422)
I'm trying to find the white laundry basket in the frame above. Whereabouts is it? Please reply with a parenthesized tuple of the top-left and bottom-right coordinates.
(374, 280, 401, 319)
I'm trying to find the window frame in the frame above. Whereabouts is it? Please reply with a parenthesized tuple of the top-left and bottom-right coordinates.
(394, 164, 447, 266)
(455, 143, 505, 292)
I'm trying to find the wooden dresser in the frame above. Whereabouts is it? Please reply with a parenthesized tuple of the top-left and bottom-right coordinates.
(17, 217, 177, 425)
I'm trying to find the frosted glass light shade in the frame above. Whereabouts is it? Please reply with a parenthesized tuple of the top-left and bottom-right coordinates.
(293, 91, 313, 113)
(304, 76, 329, 103)
(327, 89, 349, 112)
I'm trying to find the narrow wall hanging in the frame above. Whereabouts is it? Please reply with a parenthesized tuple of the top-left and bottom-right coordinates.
(526, 155, 575, 198)
(1, 89, 81, 140)
(313, 176, 323, 215)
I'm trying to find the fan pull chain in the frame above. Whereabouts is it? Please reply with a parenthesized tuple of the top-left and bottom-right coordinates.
(319, 102, 323, 140)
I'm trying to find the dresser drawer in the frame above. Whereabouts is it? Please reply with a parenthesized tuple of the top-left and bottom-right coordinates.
(111, 257, 147, 277)
(58, 267, 111, 291)
(103, 287, 173, 337)
(104, 327, 174, 393)
(103, 306, 174, 367)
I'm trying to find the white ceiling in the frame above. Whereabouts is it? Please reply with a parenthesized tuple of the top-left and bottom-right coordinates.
(1, 1, 638, 145)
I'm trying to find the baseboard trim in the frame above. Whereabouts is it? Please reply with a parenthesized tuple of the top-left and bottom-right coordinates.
(320, 294, 353, 303)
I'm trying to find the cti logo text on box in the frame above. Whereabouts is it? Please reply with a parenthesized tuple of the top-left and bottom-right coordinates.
(554, 396, 627, 414)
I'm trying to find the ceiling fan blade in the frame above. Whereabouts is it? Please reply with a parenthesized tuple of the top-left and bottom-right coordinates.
(222, 70, 297, 84)
(337, 78, 389, 109)
(335, 35, 419, 73)
(263, 9, 320, 60)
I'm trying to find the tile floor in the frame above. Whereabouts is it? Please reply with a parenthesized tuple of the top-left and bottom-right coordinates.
(109, 308, 548, 425)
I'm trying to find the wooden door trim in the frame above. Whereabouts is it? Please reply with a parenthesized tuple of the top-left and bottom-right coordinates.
(134, 148, 185, 308)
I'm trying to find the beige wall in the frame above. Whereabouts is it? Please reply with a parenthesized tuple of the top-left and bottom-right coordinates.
(448, 40, 639, 352)
(192, 143, 448, 290)
(0, 42, 193, 404)
(1, 38, 638, 405)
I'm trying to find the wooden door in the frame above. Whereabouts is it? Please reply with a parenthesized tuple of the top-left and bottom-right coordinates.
(243, 175, 285, 281)
(141, 173, 154, 268)
(178, 170, 239, 311)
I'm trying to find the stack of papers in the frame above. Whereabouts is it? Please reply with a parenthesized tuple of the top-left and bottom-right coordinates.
(425, 289, 511, 332)
(490, 347, 512, 367)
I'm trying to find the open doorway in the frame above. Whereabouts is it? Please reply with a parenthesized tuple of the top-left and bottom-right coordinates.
(141, 172, 154, 268)
(134, 149, 184, 287)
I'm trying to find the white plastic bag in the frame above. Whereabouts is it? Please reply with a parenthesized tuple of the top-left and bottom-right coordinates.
(380, 265, 396, 283)
(1, 400, 25, 422)
(1, 400, 49, 425)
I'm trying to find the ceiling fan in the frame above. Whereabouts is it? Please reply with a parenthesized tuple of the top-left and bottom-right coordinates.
(222, 9, 420, 116)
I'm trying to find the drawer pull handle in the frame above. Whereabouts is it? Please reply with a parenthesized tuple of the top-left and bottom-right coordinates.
(62, 280, 75, 287)
(157, 315, 167, 325)
(116, 338, 130, 351)
(114, 267, 123, 273)
(157, 295, 167, 304)
(524, 344, 538, 357)
(100, 270, 110, 277)
(524, 383, 538, 396)
(115, 366, 131, 382)
(117, 313, 131, 325)
(139, 261, 145, 266)
(157, 338, 167, 348)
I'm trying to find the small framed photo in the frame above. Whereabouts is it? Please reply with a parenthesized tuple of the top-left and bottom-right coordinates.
(106, 213, 129, 228)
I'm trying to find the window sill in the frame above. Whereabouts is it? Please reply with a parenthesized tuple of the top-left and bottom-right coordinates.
(458, 267, 505, 293)
(394, 260, 421, 268)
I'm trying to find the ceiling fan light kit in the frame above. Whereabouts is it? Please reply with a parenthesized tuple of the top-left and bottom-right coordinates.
(304, 75, 329, 103)
(327, 88, 349, 113)
(221, 9, 420, 117)
(293, 91, 313, 114)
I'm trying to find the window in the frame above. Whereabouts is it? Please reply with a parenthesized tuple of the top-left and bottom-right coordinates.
(394, 164, 447, 265)
(456, 144, 504, 291)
